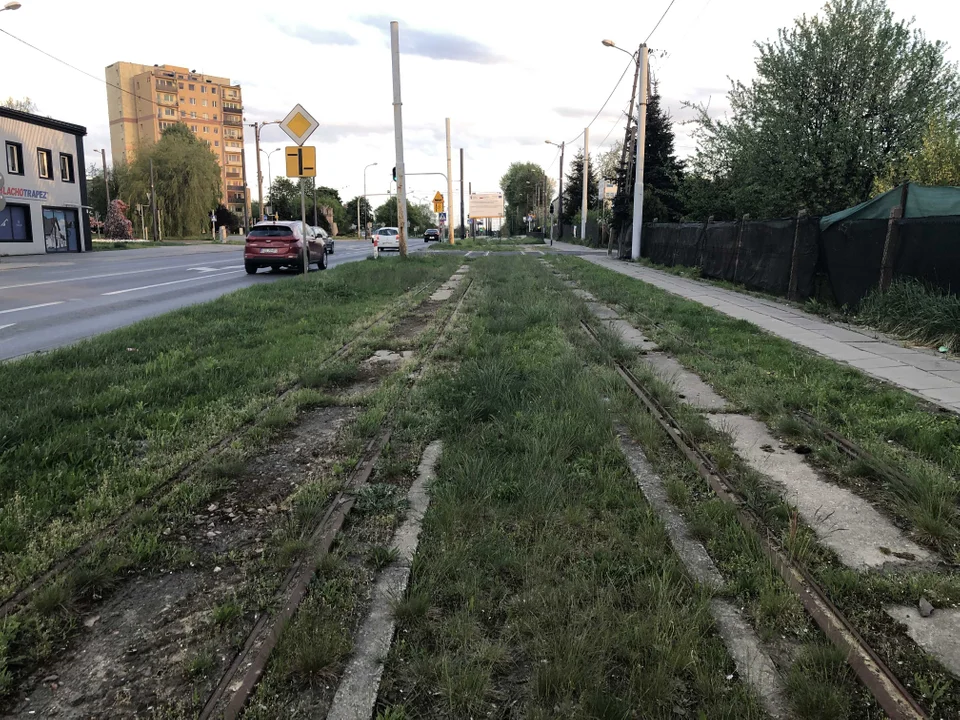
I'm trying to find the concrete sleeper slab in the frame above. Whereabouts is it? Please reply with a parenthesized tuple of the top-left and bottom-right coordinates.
(326, 440, 443, 720)
(707, 414, 932, 570)
(643, 353, 730, 412)
(619, 433, 788, 719)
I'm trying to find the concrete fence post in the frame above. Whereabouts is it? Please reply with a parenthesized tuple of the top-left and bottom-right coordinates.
(788, 209, 809, 301)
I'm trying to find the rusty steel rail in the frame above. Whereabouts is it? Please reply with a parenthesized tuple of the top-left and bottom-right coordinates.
(581, 319, 928, 720)
(203, 276, 474, 719)
(0, 281, 434, 621)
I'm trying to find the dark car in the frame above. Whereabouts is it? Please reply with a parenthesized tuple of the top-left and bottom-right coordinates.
(312, 226, 334, 254)
(244, 221, 326, 274)
(423, 228, 441, 242)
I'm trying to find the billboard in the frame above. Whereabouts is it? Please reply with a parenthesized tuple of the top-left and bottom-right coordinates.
(469, 192, 504, 219)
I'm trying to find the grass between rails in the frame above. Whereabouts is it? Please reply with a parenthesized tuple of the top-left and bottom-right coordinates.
(550, 255, 960, 561)
(375, 256, 766, 718)
(426, 236, 544, 251)
(0, 255, 461, 597)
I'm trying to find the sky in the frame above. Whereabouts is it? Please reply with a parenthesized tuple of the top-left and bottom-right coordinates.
(2, 0, 959, 225)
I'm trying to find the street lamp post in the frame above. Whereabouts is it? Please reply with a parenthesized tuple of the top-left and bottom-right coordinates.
(262, 148, 280, 216)
(248, 119, 281, 222)
(603, 39, 648, 261)
(545, 140, 565, 243)
(363, 162, 377, 240)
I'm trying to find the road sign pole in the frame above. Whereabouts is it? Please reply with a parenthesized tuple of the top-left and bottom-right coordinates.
(301, 181, 308, 277)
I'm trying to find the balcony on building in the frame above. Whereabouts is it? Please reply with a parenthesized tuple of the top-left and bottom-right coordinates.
(223, 114, 242, 127)
(155, 78, 177, 91)
(223, 101, 242, 112)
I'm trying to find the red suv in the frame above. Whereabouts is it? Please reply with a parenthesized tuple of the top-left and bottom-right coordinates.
(244, 221, 327, 274)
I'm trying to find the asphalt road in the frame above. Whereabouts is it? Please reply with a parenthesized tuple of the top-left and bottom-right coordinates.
(0, 239, 429, 361)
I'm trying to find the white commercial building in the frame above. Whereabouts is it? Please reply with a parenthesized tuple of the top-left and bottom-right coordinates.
(1, 107, 90, 256)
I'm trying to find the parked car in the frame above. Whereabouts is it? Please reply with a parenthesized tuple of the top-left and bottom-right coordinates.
(244, 221, 326, 274)
(423, 228, 441, 242)
(373, 226, 400, 254)
(311, 225, 334, 254)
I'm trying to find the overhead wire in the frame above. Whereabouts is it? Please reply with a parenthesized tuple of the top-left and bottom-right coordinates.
(565, 54, 635, 146)
(644, 0, 679, 43)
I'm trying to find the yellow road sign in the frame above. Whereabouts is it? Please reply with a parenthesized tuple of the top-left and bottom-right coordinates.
(433, 191, 444, 213)
(285, 146, 316, 178)
(280, 104, 319, 146)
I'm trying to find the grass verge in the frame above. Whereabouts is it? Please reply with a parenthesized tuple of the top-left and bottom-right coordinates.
(859, 279, 960, 352)
(0, 255, 461, 597)
(375, 256, 765, 718)
(426, 236, 544, 251)
(550, 255, 960, 561)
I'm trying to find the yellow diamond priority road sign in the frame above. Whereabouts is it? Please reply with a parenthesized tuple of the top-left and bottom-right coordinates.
(280, 104, 319, 146)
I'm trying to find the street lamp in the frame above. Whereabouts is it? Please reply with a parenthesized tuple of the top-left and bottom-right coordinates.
(362, 162, 377, 239)
(1, 2, 22, 11)
(603, 38, 648, 261)
(261, 148, 280, 210)
(545, 140, 565, 243)
(248, 119, 282, 221)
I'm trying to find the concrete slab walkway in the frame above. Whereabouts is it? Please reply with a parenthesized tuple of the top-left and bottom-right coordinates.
(549, 242, 960, 415)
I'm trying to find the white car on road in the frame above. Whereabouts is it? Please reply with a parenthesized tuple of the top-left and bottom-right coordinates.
(373, 227, 400, 255)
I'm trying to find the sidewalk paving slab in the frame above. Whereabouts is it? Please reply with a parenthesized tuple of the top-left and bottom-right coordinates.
(548, 243, 960, 415)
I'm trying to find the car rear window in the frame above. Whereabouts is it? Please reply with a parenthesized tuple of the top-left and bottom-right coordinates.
(249, 226, 294, 238)
(381, 229, 398, 236)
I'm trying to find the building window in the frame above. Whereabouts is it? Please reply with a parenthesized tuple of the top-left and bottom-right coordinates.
(178, 74, 185, 79)
(0, 203, 31, 242)
(181, 111, 186, 117)
(189, 97, 196, 105)
(5, 141, 23, 175)
(59, 153, 75, 183)
(203, 126, 208, 133)
(164, 108, 175, 116)
(191, 125, 198, 132)
(178, 82, 184, 89)
(213, 114, 218, 120)
(214, 141, 220, 147)
(202, 113, 209, 119)
(191, 111, 197, 118)
(188, 83, 195, 91)
(201, 86, 207, 93)
(212, 88, 217, 95)
(37, 148, 53, 180)
(212, 101, 218, 108)
(202, 100, 208, 107)
(214, 128, 219, 135)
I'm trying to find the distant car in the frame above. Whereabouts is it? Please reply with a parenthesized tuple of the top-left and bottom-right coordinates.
(311, 226, 334, 254)
(244, 221, 326, 274)
(423, 228, 440, 242)
(373, 227, 400, 254)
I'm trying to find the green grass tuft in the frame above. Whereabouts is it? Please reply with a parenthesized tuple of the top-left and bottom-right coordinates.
(859, 279, 960, 351)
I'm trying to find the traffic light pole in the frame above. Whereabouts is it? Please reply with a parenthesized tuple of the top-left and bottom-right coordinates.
(445, 119, 455, 245)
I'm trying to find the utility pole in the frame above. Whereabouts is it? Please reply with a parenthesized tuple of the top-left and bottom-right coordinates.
(300, 180, 308, 276)
(149, 157, 159, 242)
(558, 142, 565, 239)
(445, 118, 454, 245)
(469, 181, 474, 237)
(459, 148, 465, 240)
(240, 142, 250, 232)
(100, 149, 110, 206)
(581, 128, 589, 243)
(313, 184, 318, 227)
(390, 21, 408, 257)
(252, 123, 264, 223)
(631, 44, 649, 261)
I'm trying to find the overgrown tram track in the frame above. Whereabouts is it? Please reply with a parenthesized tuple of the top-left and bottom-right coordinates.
(201, 276, 474, 720)
(0, 280, 436, 621)
(581, 318, 929, 720)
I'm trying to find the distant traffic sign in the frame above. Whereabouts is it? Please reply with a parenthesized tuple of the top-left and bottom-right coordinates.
(439, 212, 447, 221)
(433, 191, 444, 214)
(280, 104, 319, 146)
(285, 146, 317, 178)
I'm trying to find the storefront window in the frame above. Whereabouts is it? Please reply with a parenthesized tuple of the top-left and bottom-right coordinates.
(42, 208, 79, 253)
(0, 204, 30, 242)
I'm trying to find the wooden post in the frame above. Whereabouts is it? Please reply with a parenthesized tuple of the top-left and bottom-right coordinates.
(697, 215, 713, 268)
(879, 206, 903, 292)
(788, 209, 809, 301)
(733, 214, 749, 283)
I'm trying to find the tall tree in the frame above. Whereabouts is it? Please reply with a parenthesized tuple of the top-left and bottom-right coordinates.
(875, 113, 960, 191)
(561, 150, 598, 226)
(500, 162, 553, 233)
(344, 196, 374, 235)
(267, 177, 299, 219)
(123, 124, 221, 237)
(684, 0, 960, 219)
(374, 196, 399, 227)
(598, 141, 623, 184)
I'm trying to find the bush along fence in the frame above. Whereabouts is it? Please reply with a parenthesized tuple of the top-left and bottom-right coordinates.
(612, 210, 960, 307)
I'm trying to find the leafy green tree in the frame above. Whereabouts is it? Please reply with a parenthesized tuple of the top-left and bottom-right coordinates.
(372, 197, 432, 233)
(374, 196, 399, 227)
(86, 164, 125, 222)
(344, 196, 374, 235)
(267, 177, 299, 219)
(875, 113, 960, 191)
(684, 0, 960, 219)
(598, 141, 623, 184)
(123, 124, 221, 237)
(215, 204, 240, 234)
(251, 200, 261, 221)
(500, 162, 553, 228)
(561, 150, 598, 226)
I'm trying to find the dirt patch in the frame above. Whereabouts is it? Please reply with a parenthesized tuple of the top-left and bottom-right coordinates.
(8, 406, 355, 719)
(383, 299, 442, 350)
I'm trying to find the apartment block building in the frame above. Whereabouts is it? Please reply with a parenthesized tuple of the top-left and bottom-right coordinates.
(105, 62, 248, 219)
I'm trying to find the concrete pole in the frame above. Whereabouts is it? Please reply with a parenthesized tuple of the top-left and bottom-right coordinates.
(149, 157, 159, 242)
(558, 141, 564, 240)
(459, 148, 465, 240)
(631, 44, 649, 261)
(301, 182, 308, 276)
(445, 118, 454, 245)
(581, 127, 589, 243)
(253, 123, 264, 223)
(390, 21, 408, 257)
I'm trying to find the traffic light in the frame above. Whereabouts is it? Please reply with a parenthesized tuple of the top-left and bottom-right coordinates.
(392, 166, 397, 182)
(549, 202, 555, 215)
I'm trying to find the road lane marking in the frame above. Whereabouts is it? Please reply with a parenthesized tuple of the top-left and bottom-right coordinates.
(465, 251, 474, 257)
(0, 323, 15, 331)
(0, 260, 241, 291)
(101, 270, 245, 296)
(0, 301, 65, 315)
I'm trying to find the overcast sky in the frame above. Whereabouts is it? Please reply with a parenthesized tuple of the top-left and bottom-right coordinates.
(2, 0, 958, 221)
